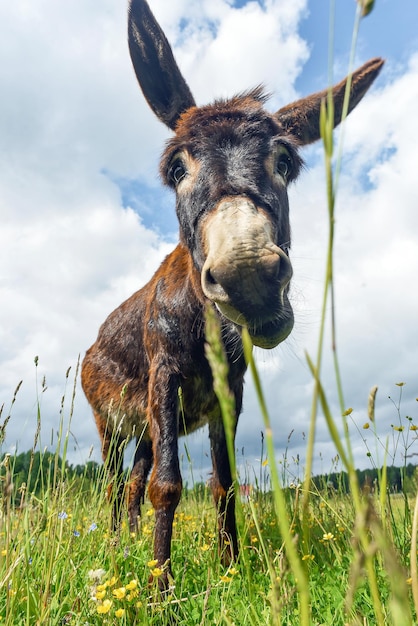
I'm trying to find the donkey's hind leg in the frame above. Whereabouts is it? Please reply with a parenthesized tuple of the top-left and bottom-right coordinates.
(128, 437, 153, 532)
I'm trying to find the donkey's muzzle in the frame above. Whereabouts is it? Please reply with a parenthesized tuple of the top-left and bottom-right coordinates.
(201, 197, 294, 347)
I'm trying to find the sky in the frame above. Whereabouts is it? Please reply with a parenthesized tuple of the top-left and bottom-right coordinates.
(1, 0, 417, 486)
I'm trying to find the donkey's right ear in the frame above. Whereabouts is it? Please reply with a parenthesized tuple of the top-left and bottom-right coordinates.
(128, 0, 196, 130)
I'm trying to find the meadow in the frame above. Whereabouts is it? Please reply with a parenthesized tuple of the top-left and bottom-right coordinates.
(1, 2, 418, 624)
(0, 372, 417, 625)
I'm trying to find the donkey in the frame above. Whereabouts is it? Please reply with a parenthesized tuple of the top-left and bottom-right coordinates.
(81, 0, 383, 586)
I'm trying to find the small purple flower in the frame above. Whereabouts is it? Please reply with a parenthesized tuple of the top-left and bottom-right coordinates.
(88, 522, 98, 533)
(58, 511, 68, 520)
(73, 530, 80, 537)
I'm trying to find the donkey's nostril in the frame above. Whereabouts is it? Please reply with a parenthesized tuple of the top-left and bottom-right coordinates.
(201, 264, 230, 303)
(205, 268, 217, 286)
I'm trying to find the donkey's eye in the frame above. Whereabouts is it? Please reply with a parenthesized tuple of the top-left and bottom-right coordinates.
(275, 149, 292, 181)
(169, 159, 187, 186)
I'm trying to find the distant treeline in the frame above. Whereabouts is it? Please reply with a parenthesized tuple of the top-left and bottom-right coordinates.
(0, 450, 102, 506)
(1, 451, 418, 508)
(311, 463, 418, 495)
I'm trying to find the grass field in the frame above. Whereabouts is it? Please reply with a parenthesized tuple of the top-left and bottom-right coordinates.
(0, 405, 417, 625)
(1, 334, 417, 624)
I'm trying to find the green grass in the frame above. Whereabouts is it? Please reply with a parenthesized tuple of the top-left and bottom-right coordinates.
(1, 366, 417, 625)
(0, 356, 417, 626)
(0, 434, 417, 625)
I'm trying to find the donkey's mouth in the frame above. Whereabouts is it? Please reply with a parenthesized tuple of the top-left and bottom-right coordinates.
(208, 272, 294, 349)
(214, 297, 294, 349)
(248, 310, 294, 349)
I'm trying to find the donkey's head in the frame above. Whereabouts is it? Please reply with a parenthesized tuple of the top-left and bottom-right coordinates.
(128, 0, 383, 348)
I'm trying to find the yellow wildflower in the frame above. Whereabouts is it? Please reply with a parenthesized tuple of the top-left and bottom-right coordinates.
(200, 543, 210, 552)
(362, 423, 370, 430)
(115, 608, 125, 618)
(96, 590, 106, 600)
(112, 587, 126, 600)
(126, 579, 138, 591)
(410, 425, 418, 431)
(220, 575, 232, 583)
(151, 567, 163, 578)
(127, 590, 139, 601)
(146, 508, 154, 517)
(322, 532, 334, 541)
(97, 599, 112, 614)
(147, 559, 158, 568)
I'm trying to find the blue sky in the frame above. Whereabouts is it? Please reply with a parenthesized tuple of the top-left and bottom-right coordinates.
(0, 0, 417, 484)
(300, 1, 418, 88)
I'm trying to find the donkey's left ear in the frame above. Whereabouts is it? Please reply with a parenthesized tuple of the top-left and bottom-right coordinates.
(275, 57, 384, 145)
(128, 0, 196, 130)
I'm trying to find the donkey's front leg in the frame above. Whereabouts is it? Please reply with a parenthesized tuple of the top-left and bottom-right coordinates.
(208, 416, 239, 565)
(147, 366, 182, 587)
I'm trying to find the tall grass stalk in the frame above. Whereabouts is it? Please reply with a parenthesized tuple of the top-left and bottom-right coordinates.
(302, 1, 363, 518)
(302, 0, 368, 513)
(301, 2, 413, 623)
(411, 494, 418, 615)
(205, 309, 310, 625)
(204, 305, 257, 613)
(242, 329, 310, 626)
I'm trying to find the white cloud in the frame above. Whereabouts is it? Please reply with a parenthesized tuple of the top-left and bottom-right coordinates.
(151, 0, 309, 106)
(0, 0, 417, 482)
(0, 0, 176, 457)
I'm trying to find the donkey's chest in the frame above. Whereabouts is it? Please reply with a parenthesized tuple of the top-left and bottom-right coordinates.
(109, 320, 244, 438)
